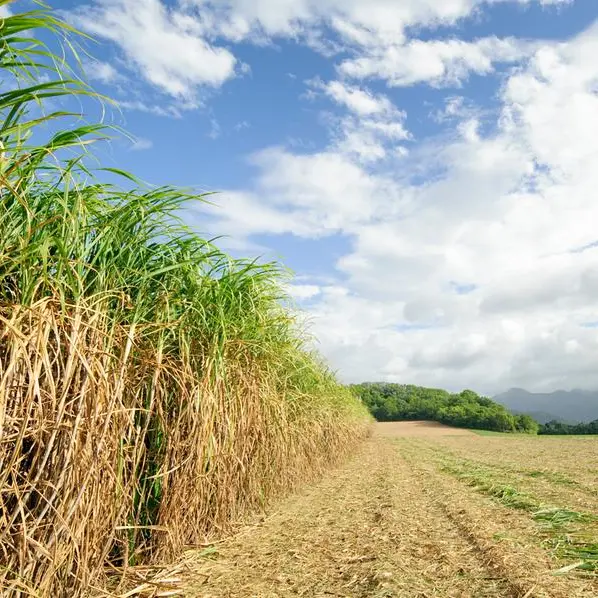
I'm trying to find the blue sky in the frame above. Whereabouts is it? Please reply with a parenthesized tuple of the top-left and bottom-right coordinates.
(18, 0, 598, 393)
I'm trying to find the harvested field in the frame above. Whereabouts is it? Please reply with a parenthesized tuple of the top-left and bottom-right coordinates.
(183, 423, 598, 597)
(375, 420, 477, 437)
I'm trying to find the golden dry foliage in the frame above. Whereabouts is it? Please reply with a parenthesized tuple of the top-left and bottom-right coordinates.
(0, 300, 368, 595)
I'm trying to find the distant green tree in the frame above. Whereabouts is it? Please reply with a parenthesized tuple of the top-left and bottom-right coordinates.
(514, 414, 540, 434)
(349, 383, 537, 433)
(539, 419, 598, 435)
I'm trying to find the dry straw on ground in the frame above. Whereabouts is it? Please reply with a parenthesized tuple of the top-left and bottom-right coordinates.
(186, 424, 598, 598)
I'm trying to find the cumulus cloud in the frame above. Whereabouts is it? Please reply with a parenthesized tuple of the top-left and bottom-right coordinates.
(285, 284, 322, 300)
(309, 81, 411, 162)
(186, 0, 568, 47)
(130, 137, 153, 151)
(338, 37, 533, 87)
(503, 23, 598, 180)
(84, 59, 123, 84)
(68, 0, 593, 392)
(201, 147, 404, 237)
(199, 18, 598, 393)
(71, 0, 565, 102)
(71, 0, 237, 101)
(319, 80, 395, 116)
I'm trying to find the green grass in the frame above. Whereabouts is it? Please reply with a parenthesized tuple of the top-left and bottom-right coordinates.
(526, 470, 580, 486)
(470, 429, 598, 438)
(440, 461, 539, 510)
(470, 429, 519, 436)
(539, 434, 598, 438)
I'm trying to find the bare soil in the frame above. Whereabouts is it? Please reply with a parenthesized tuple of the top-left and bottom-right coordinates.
(179, 424, 597, 598)
(375, 420, 476, 437)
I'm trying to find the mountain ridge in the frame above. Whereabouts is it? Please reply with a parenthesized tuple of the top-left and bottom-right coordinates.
(493, 388, 598, 423)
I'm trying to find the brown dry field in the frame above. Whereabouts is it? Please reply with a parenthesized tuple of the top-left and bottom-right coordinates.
(375, 420, 477, 437)
(169, 422, 597, 598)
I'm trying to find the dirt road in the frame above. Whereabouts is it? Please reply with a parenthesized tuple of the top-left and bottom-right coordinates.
(184, 423, 597, 598)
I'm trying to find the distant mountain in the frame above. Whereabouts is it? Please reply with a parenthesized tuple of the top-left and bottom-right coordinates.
(494, 388, 598, 424)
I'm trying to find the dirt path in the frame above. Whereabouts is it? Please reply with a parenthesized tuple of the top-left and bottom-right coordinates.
(183, 423, 596, 598)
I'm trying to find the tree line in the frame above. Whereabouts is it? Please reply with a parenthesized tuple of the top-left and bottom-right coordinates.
(539, 420, 598, 435)
(350, 383, 539, 433)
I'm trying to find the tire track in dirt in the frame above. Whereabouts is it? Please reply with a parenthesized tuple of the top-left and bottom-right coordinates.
(185, 437, 512, 597)
(369, 440, 512, 598)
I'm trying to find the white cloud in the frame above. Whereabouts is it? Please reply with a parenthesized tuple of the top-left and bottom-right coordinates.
(338, 36, 532, 87)
(286, 284, 322, 300)
(331, 114, 411, 163)
(200, 189, 314, 238)
(64, 0, 575, 141)
(202, 19, 598, 393)
(130, 137, 153, 151)
(67, 0, 594, 392)
(187, 0, 565, 48)
(201, 148, 404, 238)
(70, 0, 568, 102)
(234, 120, 250, 131)
(502, 23, 598, 180)
(320, 80, 395, 116)
(187, 0, 563, 91)
(84, 59, 123, 84)
(310, 80, 411, 162)
(431, 96, 483, 123)
(71, 0, 237, 100)
(117, 100, 183, 118)
(208, 118, 221, 139)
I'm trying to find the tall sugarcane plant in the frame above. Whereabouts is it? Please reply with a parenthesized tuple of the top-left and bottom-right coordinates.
(0, 2, 370, 596)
